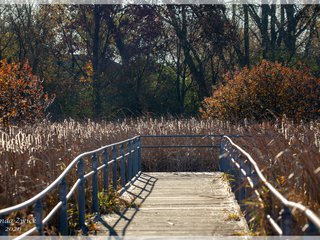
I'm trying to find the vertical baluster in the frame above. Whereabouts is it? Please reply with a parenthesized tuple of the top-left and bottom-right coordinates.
(77, 158, 86, 234)
(103, 149, 109, 194)
(132, 139, 136, 176)
(251, 169, 259, 188)
(225, 143, 232, 175)
(59, 178, 68, 235)
(112, 145, 117, 191)
(137, 137, 141, 172)
(305, 219, 318, 235)
(243, 159, 252, 222)
(227, 146, 235, 192)
(120, 143, 126, 187)
(92, 153, 99, 212)
(128, 140, 132, 181)
(0, 215, 8, 236)
(134, 138, 138, 175)
(244, 159, 252, 183)
(219, 137, 227, 172)
(231, 148, 239, 199)
(233, 149, 239, 201)
(238, 157, 246, 202)
(281, 206, 292, 235)
(236, 152, 243, 202)
(34, 200, 43, 235)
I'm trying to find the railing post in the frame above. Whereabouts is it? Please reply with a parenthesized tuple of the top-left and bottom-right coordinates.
(251, 170, 259, 188)
(244, 159, 251, 194)
(230, 148, 239, 198)
(128, 140, 133, 181)
(219, 137, 228, 172)
(103, 149, 109, 194)
(34, 200, 43, 235)
(305, 219, 319, 235)
(92, 153, 99, 213)
(132, 139, 136, 176)
(238, 157, 246, 202)
(59, 178, 68, 235)
(112, 145, 117, 191)
(120, 143, 126, 187)
(77, 158, 86, 235)
(138, 137, 141, 172)
(281, 206, 293, 235)
(134, 138, 138, 175)
(243, 159, 252, 221)
(0, 215, 8, 236)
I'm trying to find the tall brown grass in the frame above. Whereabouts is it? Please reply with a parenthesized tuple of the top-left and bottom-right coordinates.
(233, 118, 320, 234)
(0, 118, 229, 207)
(0, 117, 319, 235)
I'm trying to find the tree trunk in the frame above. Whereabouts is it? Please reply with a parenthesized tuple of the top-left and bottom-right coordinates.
(181, 60, 187, 113)
(261, 5, 269, 59)
(176, 39, 181, 110)
(104, 9, 128, 66)
(285, 5, 296, 57)
(92, 5, 102, 117)
(243, 4, 250, 67)
(270, 5, 276, 61)
(180, 6, 208, 100)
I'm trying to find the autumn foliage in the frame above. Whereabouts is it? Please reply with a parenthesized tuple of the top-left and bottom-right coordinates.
(201, 60, 320, 121)
(0, 60, 53, 126)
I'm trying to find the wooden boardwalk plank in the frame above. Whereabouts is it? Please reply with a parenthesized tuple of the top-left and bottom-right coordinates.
(94, 172, 248, 236)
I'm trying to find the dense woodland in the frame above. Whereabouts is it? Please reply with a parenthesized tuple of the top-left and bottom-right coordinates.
(0, 4, 319, 123)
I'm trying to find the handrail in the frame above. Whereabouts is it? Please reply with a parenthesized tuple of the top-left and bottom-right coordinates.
(140, 134, 243, 149)
(140, 134, 243, 138)
(2, 133, 318, 237)
(0, 136, 139, 215)
(0, 135, 142, 238)
(220, 135, 320, 235)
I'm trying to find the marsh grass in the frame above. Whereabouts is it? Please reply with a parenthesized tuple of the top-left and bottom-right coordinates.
(226, 212, 241, 221)
(233, 118, 320, 235)
(0, 117, 319, 235)
(0, 118, 230, 207)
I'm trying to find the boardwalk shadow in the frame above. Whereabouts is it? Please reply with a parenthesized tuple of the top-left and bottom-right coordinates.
(95, 173, 158, 236)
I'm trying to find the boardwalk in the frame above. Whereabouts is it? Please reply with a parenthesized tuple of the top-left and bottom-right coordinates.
(2, 134, 320, 238)
(95, 172, 248, 236)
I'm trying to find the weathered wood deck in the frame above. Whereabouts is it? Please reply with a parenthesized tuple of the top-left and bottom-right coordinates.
(94, 172, 248, 236)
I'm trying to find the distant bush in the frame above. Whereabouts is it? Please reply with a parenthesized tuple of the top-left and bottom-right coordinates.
(200, 60, 320, 121)
(0, 60, 53, 127)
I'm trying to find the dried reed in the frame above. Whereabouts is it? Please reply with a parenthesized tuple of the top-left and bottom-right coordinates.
(0, 117, 319, 235)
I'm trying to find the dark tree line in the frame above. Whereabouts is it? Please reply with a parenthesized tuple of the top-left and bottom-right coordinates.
(0, 4, 319, 120)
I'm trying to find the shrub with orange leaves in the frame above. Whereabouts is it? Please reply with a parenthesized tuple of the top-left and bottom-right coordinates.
(200, 60, 320, 121)
(0, 60, 53, 127)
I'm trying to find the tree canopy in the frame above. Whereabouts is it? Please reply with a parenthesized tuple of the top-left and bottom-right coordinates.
(0, 4, 319, 122)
